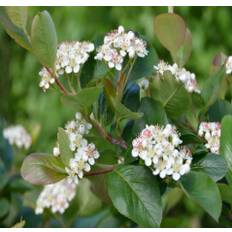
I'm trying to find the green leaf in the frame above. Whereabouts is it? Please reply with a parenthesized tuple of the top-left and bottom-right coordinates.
(220, 115, 232, 185)
(21, 153, 66, 185)
(5, 7, 28, 30)
(31, 10, 57, 68)
(152, 75, 191, 119)
(0, 7, 31, 50)
(0, 198, 10, 218)
(194, 153, 228, 181)
(202, 67, 226, 107)
(208, 99, 232, 122)
(76, 178, 102, 216)
(218, 183, 232, 207)
(108, 165, 162, 227)
(130, 45, 159, 80)
(180, 171, 222, 221)
(173, 28, 192, 67)
(62, 86, 103, 112)
(57, 128, 73, 166)
(133, 97, 168, 135)
(154, 13, 186, 55)
(114, 100, 143, 122)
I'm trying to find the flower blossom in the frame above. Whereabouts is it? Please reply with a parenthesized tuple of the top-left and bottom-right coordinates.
(53, 112, 100, 184)
(35, 178, 76, 214)
(39, 68, 55, 92)
(38, 41, 94, 91)
(198, 122, 221, 154)
(55, 41, 94, 75)
(154, 60, 200, 93)
(225, 56, 232, 74)
(95, 26, 148, 71)
(3, 125, 32, 149)
(132, 124, 192, 181)
(137, 78, 149, 90)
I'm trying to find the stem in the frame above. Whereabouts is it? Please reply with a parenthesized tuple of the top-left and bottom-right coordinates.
(85, 166, 115, 176)
(126, 57, 137, 84)
(46, 67, 69, 96)
(67, 75, 76, 94)
(86, 114, 128, 149)
(168, 6, 174, 13)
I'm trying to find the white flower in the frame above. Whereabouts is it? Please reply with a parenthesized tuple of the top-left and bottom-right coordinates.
(198, 122, 221, 154)
(3, 125, 32, 149)
(56, 41, 94, 75)
(35, 178, 76, 214)
(225, 56, 232, 74)
(154, 61, 200, 93)
(132, 124, 192, 181)
(53, 112, 100, 184)
(53, 146, 60, 157)
(137, 78, 149, 90)
(154, 60, 170, 75)
(38, 68, 55, 92)
(95, 26, 148, 70)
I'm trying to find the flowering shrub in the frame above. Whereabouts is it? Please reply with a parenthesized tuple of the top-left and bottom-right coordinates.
(2, 6, 232, 228)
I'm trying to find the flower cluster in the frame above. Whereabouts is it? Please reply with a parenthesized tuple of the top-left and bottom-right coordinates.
(38, 41, 94, 91)
(53, 112, 100, 184)
(3, 125, 32, 149)
(132, 124, 192, 181)
(95, 26, 148, 71)
(198, 122, 221, 154)
(154, 60, 200, 93)
(35, 178, 76, 214)
(225, 56, 232, 74)
(55, 41, 94, 75)
(39, 68, 55, 92)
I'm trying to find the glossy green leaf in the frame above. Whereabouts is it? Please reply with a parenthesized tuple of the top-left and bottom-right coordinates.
(5, 7, 28, 30)
(152, 75, 191, 119)
(62, 86, 102, 112)
(180, 171, 222, 221)
(0, 7, 31, 50)
(21, 153, 66, 185)
(64, 178, 102, 226)
(57, 127, 73, 166)
(173, 28, 192, 67)
(114, 100, 143, 122)
(133, 97, 168, 135)
(154, 13, 186, 54)
(218, 183, 232, 207)
(208, 99, 232, 122)
(108, 165, 162, 227)
(194, 153, 228, 181)
(220, 115, 232, 185)
(130, 46, 159, 80)
(202, 67, 226, 107)
(0, 198, 10, 218)
(31, 11, 57, 68)
(76, 178, 102, 216)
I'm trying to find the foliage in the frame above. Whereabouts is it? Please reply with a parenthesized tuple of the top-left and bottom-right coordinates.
(1, 6, 232, 228)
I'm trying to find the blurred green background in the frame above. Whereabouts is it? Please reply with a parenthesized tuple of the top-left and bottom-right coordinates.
(1, 6, 232, 228)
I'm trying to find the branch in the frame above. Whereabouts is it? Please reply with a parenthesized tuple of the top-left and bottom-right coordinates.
(88, 116, 128, 149)
(46, 67, 69, 96)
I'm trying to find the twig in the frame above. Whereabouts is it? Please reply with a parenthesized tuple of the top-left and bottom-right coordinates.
(87, 115, 128, 149)
(46, 67, 69, 96)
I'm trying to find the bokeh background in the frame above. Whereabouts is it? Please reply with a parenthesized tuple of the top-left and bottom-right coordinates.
(0, 6, 232, 228)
